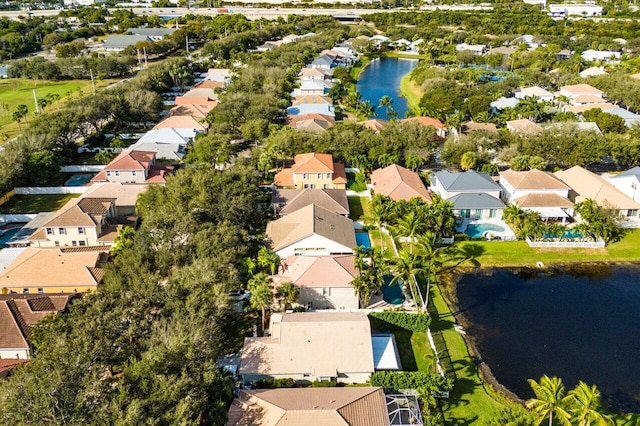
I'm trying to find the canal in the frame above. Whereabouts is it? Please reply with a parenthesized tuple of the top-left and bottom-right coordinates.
(356, 57, 417, 120)
(456, 265, 640, 412)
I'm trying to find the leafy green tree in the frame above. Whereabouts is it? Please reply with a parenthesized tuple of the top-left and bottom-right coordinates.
(257, 246, 280, 275)
(460, 151, 479, 171)
(12, 104, 28, 131)
(24, 150, 61, 185)
(276, 282, 299, 311)
(526, 376, 572, 426)
(111, 226, 136, 256)
(94, 150, 114, 165)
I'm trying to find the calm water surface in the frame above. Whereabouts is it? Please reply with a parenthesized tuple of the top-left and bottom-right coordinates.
(456, 265, 640, 410)
(356, 57, 417, 120)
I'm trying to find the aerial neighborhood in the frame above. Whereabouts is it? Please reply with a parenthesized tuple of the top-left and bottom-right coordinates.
(0, 3, 640, 425)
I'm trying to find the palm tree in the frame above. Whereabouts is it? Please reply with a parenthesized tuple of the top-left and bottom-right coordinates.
(566, 382, 613, 426)
(276, 282, 299, 311)
(526, 376, 572, 426)
(359, 100, 376, 119)
(392, 211, 421, 253)
(352, 246, 386, 307)
(248, 273, 274, 333)
(391, 248, 427, 310)
(367, 197, 387, 250)
(257, 247, 280, 275)
(378, 95, 394, 117)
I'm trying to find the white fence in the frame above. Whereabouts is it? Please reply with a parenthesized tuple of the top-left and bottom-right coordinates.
(15, 187, 89, 195)
(0, 214, 36, 224)
(525, 237, 605, 248)
(60, 165, 105, 173)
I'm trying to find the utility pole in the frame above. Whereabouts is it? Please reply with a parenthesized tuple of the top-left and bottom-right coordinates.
(33, 89, 39, 114)
(90, 69, 96, 95)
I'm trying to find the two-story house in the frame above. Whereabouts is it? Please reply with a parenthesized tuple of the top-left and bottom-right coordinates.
(273, 152, 347, 190)
(431, 170, 505, 220)
(91, 150, 170, 184)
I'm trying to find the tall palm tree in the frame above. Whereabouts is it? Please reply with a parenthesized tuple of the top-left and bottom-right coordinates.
(392, 211, 421, 253)
(378, 95, 394, 117)
(359, 100, 376, 119)
(276, 282, 299, 311)
(566, 382, 613, 426)
(250, 284, 273, 334)
(367, 197, 387, 250)
(391, 248, 427, 310)
(526, 376, 572, 426)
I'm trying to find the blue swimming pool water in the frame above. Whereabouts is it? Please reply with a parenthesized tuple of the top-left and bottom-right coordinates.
(355, 232, 372, 249)
(0, 228, 22, 247)
(543, 229, 583, 239)
(464, 223, 506, 239)
(64, 174, 93, 186)
(382, 276, 405, 305)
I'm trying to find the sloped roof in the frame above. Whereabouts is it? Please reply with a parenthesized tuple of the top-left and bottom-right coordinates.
(561, 83, 604, 96)
(292, 94, 333, 106)
(41, 197, 114, 228)
(371, 164, 432, 202)
(568, 103, 617, 114)
(229, 387, 388, 426)
(103, 34, 150, 49)
(506, 119, 543, 134)
(130, 141, 185, 161)
(174, 96, 218, 109)
(103, 150, 155, 172)
(519, 86, 554, 97)
(359, 119, 389, 132)
(126, 27, 176, 37)
(555, 166, 640, 209)
(265, 204, 356, 253)
(461, 122, 498, 134)
(288, 113, 335, 129)
(271, 255, 358, 288)
(137, 128, 189, 145)
(194, 79, 224, 90)
(166, 104, 213, 120)
(614, 166, 640, 179)
(238, 312, 374, 378)
(572, 94, 606, 104)
(448, 193, 504, 210)
(500, 169, 570, 191)
(514, 192, 574, 208)
(153, 116, 207, 132)
(434, 170, 501, 192)
(400, 116, 445, 129)
(292, 152, 335, 173)
(0, 248, 107, 289)
(272, 189, 349, 216)
(81, 182, 148, 209)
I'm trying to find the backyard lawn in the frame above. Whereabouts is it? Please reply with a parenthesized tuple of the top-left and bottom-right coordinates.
(0, 78, 119, 140)
(347, 195, 370, 221)
(457, 228, 640, 267)
(0, 194, 80, 214)
(369, 228, 396, 259)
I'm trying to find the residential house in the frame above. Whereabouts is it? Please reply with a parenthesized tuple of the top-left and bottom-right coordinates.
(271, 188, 349, 216)
(288, 114, 335, 132)
(556, 49, 573, 60)
(299, 67, 333, 81)
(515, 86, 555, 102)
(369, 35, 391, 48)
(265, 204, 356, 257)
(545, 122, 602, 135)
(559, 84, 604, 100)
(131, 128, 190, 161)
(431, 170, 502, 200)
(608, 108, 640, 127)
(0, 247, 108, 294)
(256, 40, 283, 52)
(27, 197, 124, 248)
(166, 104, 213, 121)
(310, 54, 336, 70)
(286, 103, 335, 118)
(608, 167, 640, 203)
(499, 169, 574, 222)
(400, 116, 447, 138)
(126, 27, 176, 41)
(273, 152, 346, 190)
(569, 94, 610, 106)
(580, 66, 608, 78)
(238, 311, 397, 384)
(359, 119, 388, 132)
(459, 122, 498, 137)
(491, 96, 520, 111)
(455, 43, 486, 55)
(91, 150, 171, 184)
(227, 387, 389, 426)
(204, 68, 232, 85)
(371, 164, 432, 203)
(103, 34, 150, 51)
(80, 182, 148, 216)
(153, 115, 208, 135)
(292, 94, 333, 106)
(567, 102, 616, 115)
(193, 79, 224, 90)
(506, 119, 543, 135)
(447, 193, 505, 220)
(581, 50, 621, 62)
(271, 255, 359, 310)
(548, 4, 602, 17)
(0, 293, 78, 359)
(555, 166, 640, 224)
(299, 79, 333, 96)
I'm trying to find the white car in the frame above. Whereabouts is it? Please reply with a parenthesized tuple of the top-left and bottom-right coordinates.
(228, 289, 251, 301)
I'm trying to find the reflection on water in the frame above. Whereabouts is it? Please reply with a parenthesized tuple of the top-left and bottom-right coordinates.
(456, 265, 640, 412)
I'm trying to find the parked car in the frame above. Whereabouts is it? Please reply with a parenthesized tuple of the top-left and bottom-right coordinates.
(228, 289, 251, 301)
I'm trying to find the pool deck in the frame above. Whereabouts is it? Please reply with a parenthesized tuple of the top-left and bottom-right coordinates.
(457, 218, 516, 241)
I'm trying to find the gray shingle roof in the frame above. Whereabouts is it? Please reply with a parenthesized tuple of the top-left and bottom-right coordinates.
(103, 35, 151, 49)
(448, 193, 504, 210)
(127, 27, 177, 37)
(616, 166, 640, 178)
(434, 170, 501, 192)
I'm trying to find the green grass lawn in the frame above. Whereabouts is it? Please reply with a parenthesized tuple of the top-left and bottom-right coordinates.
(369, 228, 396, 259)
(370, 317, 436, 373)
(457, 228, 640, 268)
(399, 73, 423, 115)
(0, 78, 119, 140)
(347, 195, 370, 221)
(0, 194, 80, 214)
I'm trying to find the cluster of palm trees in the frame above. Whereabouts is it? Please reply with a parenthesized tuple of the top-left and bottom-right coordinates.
(342, 93, 401, 120)
(527, 375, 613, 426)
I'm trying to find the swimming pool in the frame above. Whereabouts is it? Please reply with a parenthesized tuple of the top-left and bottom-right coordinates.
(0, 228, 22, 247)
(355, 231, 372, 249)
(382, 276, 405, 305)
(464, 223, 506, 239)
(64, 173, 93, 186)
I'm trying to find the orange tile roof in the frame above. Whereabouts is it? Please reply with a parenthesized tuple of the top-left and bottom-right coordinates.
(292, 153, 334, 173)
(174, 97, 219, 109)
(272, 255, 358, 288)
(514, 193, 574, 208)
(500, 169, 570, 191)
(359, 119, 389, 132)
(194, 79, 223, 89)
(401, 116, 445, 129)
(167, 104, 213, 120)
(153, 115, 207, 131)
(104, 150, 155, 172)
(274, 189, 350, 216)
(42, 197, 114, 228)
(555, 166, 640, 209)
(371, 164, 432, 203)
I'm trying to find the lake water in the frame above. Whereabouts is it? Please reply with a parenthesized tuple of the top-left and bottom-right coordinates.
(456, 265, 640, 411)
(356, 57, 418, 120)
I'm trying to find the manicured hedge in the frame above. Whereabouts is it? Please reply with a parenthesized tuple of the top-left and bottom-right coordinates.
(255, 378, 295, 389)
(311, 380, 338, 388)
(369, 311, 431, 332)
(369, 371, 453, 392)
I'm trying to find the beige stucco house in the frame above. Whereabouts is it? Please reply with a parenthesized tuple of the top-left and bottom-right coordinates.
(273, 153, 347, 189)
(91, 150, 170, 184)
(371, 164, 432, 203)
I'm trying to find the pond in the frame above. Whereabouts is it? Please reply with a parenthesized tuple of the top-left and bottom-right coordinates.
(456, 265, 640, 412)
(356, 57, 418, 120)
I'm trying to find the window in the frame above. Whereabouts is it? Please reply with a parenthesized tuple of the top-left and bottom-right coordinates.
(474, 210, 482, 219)
(72, 241, 77, 247)
(79, 241, 86, 246)
(489, 209, 497, 218)
(58, 228, 66, 235)
(54, 241, 60, 247)
(106, 171, 112, 177)
(627, 209, 639, 217)
(132, 171, 137, 176)
(22, 289, 29, 294)
(460, 209, 471, 218)
(114, 171, 120, 177)
(46, 227, 53, 235)
(323, 184, 329, 189)
(303, 173, 308, 180)
(78, 227, 85, 235)
(317, 173, 322, 179)
(38, 288, 44, 294)
(303, 183, 315, 189)
(322, 288, 331, 296)
(327, 173, 331, 179)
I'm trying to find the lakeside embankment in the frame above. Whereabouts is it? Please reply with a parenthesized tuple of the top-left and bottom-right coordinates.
(399, 72, 423, 115)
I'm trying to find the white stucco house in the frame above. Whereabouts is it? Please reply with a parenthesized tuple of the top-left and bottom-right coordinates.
(608, 167, 640, 203)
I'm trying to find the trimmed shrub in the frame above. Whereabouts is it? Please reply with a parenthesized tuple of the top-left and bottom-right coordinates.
(255, 377, 295, 389)
(312, 380, 337, 388)
(369, 371, 453, 392)
(369, 311, 430, 332)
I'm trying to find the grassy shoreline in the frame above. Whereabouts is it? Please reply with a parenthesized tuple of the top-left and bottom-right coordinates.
(399, 73, 423, 115)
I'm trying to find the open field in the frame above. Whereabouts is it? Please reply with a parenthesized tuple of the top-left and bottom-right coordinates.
(457, 228, 640, 268)
(0, 78, 119, 140)
(0, 194, 80, 214)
